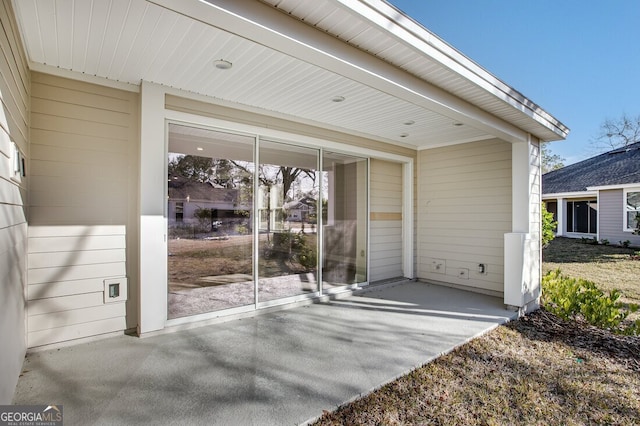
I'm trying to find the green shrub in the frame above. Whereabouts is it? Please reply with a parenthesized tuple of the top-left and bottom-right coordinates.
(600, 239, 610, 246)
(270, 230, 317, 270)
(580, 236, 599, 245)
(541, 203, 556, 248)
(542, 269, 639, 335)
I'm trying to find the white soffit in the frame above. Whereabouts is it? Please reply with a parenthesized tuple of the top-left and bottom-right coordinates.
(260, 0, 568, 142)
(12, 0, 566, 149)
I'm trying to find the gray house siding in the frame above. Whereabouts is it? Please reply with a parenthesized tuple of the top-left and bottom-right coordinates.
(0, 0, 29, 404)
(599, 189, 640, 246)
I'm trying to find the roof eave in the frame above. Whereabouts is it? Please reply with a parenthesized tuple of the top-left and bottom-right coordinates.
(335, 0, 569, 142)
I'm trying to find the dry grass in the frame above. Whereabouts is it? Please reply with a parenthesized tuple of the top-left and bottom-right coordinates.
(312, 237, 640, 425)
(543, 237, 640, 304)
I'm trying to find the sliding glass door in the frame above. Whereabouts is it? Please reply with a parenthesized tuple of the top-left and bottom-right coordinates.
(167, 124, 369, 319)
(322, 151, 368, 289)
(167, 124, 255, 319)
(258, 141, 320, 302)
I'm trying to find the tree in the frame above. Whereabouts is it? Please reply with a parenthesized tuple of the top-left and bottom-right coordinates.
(591, 113, 640, 152)
(168, 155, 214, 183)
(541, 143, 565, 174)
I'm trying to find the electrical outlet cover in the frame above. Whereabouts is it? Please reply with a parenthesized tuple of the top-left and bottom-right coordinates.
(104, 277, 128, 303)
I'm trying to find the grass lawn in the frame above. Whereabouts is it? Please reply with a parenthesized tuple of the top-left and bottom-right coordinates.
(543, 237, 640, 304)
(313, 237, 640, 425)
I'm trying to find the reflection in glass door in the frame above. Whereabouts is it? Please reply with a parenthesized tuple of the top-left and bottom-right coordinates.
(258, 141, 319, 303)
(166, 123, 369, 319)
(167, 124, 254, 319)
(322, 152, 368, 289)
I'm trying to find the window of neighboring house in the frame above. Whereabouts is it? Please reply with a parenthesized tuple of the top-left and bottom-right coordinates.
(566, 200, 597, 234)
(175, 202, 184, 222)
(624, 188, 640, 231)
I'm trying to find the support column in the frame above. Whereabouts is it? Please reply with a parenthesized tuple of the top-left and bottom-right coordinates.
(138, 81, 167, 334)
(504, 135, 541, 312)
(556, 197, 565, 236)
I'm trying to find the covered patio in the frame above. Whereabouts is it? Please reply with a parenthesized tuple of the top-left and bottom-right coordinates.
(13, 281, 516, 425)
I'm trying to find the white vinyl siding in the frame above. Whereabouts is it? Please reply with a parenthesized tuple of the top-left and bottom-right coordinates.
(369, 159, 403, 282)
(0, 0, 29, 404)
(27, 73, 139, 347)
(418, 139, 511, 293)
(27, 226, 127, 347)
(599, 189, 640, 246)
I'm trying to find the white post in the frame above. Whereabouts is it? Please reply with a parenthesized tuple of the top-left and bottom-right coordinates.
(556, 197, 565, 236)
(504, 136, 541, 311)
(138, 81, 167, 334)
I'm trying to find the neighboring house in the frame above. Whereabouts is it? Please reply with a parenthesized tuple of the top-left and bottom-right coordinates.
(542, 142, 640, 246)
(284, 197, 317, 222)
(168, 176, 247, 227)
(0, 0, 568, 402)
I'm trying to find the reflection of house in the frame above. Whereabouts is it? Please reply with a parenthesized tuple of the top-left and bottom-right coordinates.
(542, 142, 640, 246)
(167, 176, 248, 225)
(1, 0, 569, 402)
(284, 197, 317, 222)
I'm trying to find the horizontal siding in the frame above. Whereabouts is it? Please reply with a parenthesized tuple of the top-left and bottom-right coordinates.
(28, 318, 127, 348)
(27, 225, 127, 347)
(369, 159, 403, 281)
(599, 189, 640, 246)
(418, 139, 511, 293)
(0, 0, 29, 404)
(27, 72, 139, 346)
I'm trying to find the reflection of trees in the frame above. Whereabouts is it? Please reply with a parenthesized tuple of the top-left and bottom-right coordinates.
(168, 154, 316, 200)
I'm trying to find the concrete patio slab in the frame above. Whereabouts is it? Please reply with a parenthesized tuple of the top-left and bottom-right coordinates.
(13, 281, 517, 425)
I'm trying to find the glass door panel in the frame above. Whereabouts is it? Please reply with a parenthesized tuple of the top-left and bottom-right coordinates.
(258, 141, 319, 302)
(167, 124, 255, 318)
(322, 151, 368, 289)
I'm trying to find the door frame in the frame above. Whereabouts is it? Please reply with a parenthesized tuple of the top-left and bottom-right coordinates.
(139, 82, 414, 334)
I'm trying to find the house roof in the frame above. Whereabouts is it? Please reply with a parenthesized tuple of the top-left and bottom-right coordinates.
(542, 142, 640, 194)
(13, 0, 568, 148)
(168, 177, 239, 204)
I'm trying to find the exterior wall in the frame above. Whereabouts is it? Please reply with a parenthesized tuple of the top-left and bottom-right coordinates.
(0, 0, 29, 404)
(417, 139, 512, 294)
(28, 72, 139, 347)
(599, 189, 640, 246)
(369, 159, 403, 282)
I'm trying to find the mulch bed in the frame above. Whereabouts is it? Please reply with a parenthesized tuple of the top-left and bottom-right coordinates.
(513, 309, 640, 372)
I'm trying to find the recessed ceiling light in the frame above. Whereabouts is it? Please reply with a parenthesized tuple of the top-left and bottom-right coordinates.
(453, 122, 464, 127)
(404, 120, 415, 125)
(331, 96, 345, 103)
(400, 133, 409, 138)
(213, 59, 232, 70)
(196, 147, 204, 151)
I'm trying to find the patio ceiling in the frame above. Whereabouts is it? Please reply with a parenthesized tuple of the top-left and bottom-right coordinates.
(12, 0, 568, 149)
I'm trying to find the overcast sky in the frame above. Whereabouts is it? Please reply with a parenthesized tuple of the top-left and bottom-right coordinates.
(389, 0, 640, 165)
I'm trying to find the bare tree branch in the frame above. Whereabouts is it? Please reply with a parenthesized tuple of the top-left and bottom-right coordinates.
(591, 113, 640, 153)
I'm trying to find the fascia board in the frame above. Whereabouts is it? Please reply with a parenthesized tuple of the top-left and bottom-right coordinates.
(336, 0, 569, 141)
(587, 183, 640, 191)
(150, 0, 528, 144)
(542, 191, 598, 199)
